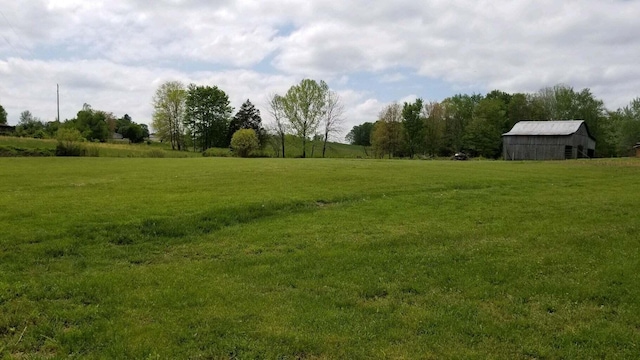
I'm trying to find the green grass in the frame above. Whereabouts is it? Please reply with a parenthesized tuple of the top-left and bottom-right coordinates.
(1, 158, 639, 358)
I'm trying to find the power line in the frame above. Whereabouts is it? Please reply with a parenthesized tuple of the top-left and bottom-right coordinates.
(0, 10, 22, 53)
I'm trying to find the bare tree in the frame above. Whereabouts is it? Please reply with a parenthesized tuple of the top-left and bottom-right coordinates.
(267, 93, 288, 158)
(320, 90, 344, 158)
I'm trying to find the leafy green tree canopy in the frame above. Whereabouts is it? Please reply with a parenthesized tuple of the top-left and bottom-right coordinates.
(0, 104, 8, 125)
(402, 98, 425, 158)
(281, 79, 329, 158)
(184, 84, 233, 151)
(152, 81, 187, 150)
(230, 128, 259, 157)
(346, 122, 374, 146)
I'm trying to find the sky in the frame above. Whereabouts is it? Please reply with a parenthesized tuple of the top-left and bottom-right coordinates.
(1, 0, 640, 140)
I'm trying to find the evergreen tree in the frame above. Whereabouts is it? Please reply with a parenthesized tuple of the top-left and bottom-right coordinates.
(228, 99, 266, 147)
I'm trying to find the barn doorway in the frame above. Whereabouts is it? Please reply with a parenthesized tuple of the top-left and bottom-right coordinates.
(564, 145, 573, 159)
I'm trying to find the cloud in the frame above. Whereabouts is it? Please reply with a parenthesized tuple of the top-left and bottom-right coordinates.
(1, 0, 640, 132)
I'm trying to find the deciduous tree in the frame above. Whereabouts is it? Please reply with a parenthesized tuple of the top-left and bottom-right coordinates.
(74, 106, 109, 142)
(464, 98, 507, 158)
(184, 84, 233, 151)
(371, 103, 405, 158)
(281, 79, 328, 158)
(267, 93, 288, 158)
(346, 122, 374, 146)
(0, 104, 7, 125)
(610, 98, 640, 156)
(152, 81, 187, 150)
(442, 94, 482, 154)
(402, 98, 424, 158)
(422, 101, 445, 157)
(16, 110, 45, 138)
(320, 90, 344, 158)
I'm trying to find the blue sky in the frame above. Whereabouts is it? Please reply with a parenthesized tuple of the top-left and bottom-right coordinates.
(1, 0, 640, 140)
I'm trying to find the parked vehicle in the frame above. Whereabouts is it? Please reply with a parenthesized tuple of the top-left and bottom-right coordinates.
(452, 152, 468, 160)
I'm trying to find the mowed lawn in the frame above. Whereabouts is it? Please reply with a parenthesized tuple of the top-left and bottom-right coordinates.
(1, 158, 639, 359)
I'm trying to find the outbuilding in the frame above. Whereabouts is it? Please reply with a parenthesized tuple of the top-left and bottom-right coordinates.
(503, 120, 596, 160)
(0, 124, 15, 135)
(634, 143, 640, 158)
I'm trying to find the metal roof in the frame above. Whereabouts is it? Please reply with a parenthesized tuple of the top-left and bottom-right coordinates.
(503, 120, 586, 136)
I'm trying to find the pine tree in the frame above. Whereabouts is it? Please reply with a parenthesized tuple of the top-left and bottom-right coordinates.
(228, 99, 266, 147)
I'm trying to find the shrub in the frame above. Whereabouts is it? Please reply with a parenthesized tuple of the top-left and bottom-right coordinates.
(55, 142, 86, 156)
(56, 128, 87, 156)
(230, 129, 259, 158)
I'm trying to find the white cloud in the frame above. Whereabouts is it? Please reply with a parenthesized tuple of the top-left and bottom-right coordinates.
(1, 0, 640, 130)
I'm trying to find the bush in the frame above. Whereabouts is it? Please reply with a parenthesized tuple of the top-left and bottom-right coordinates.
(230, 129, 259, 157)
(55, 128, 87, 156)
(55, 142, 87, 156)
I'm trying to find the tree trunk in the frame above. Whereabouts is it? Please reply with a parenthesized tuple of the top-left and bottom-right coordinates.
(281, 134, 285, 158)
(302, 130, 306, 158)
(322, 133, 328, 158)
(302, 137, 306, 158)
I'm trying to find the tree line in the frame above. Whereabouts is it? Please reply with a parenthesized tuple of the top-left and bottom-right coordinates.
(0, 104, 149, 143)
(347, 84, 640, 158)
(151, 81, 267, 156)
(151, 79, 344, 158)
(1, 77, 345, 158)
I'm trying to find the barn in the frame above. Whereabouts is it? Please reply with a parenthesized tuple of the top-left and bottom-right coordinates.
(503, 120, 596, 160)
(634, 143, 640, 158)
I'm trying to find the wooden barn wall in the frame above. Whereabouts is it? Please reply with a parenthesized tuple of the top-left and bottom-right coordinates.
(503, 135, 568, 160)
(571, 125, 596, 154)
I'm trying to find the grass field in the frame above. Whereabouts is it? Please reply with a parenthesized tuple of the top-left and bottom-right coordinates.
(1, 158, 639, 358)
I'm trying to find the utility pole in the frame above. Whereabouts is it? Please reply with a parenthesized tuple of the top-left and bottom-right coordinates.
(57, 84, 60, 122)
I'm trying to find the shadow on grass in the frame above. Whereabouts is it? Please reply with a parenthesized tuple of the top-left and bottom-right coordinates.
(68, 199, 349, 247)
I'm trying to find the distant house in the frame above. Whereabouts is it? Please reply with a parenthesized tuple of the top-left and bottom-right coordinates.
(634, 143, 640, 158)
(112, 132, 124, 140)
(0, 124, 15, 135)
(503, 120, 596, 160)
